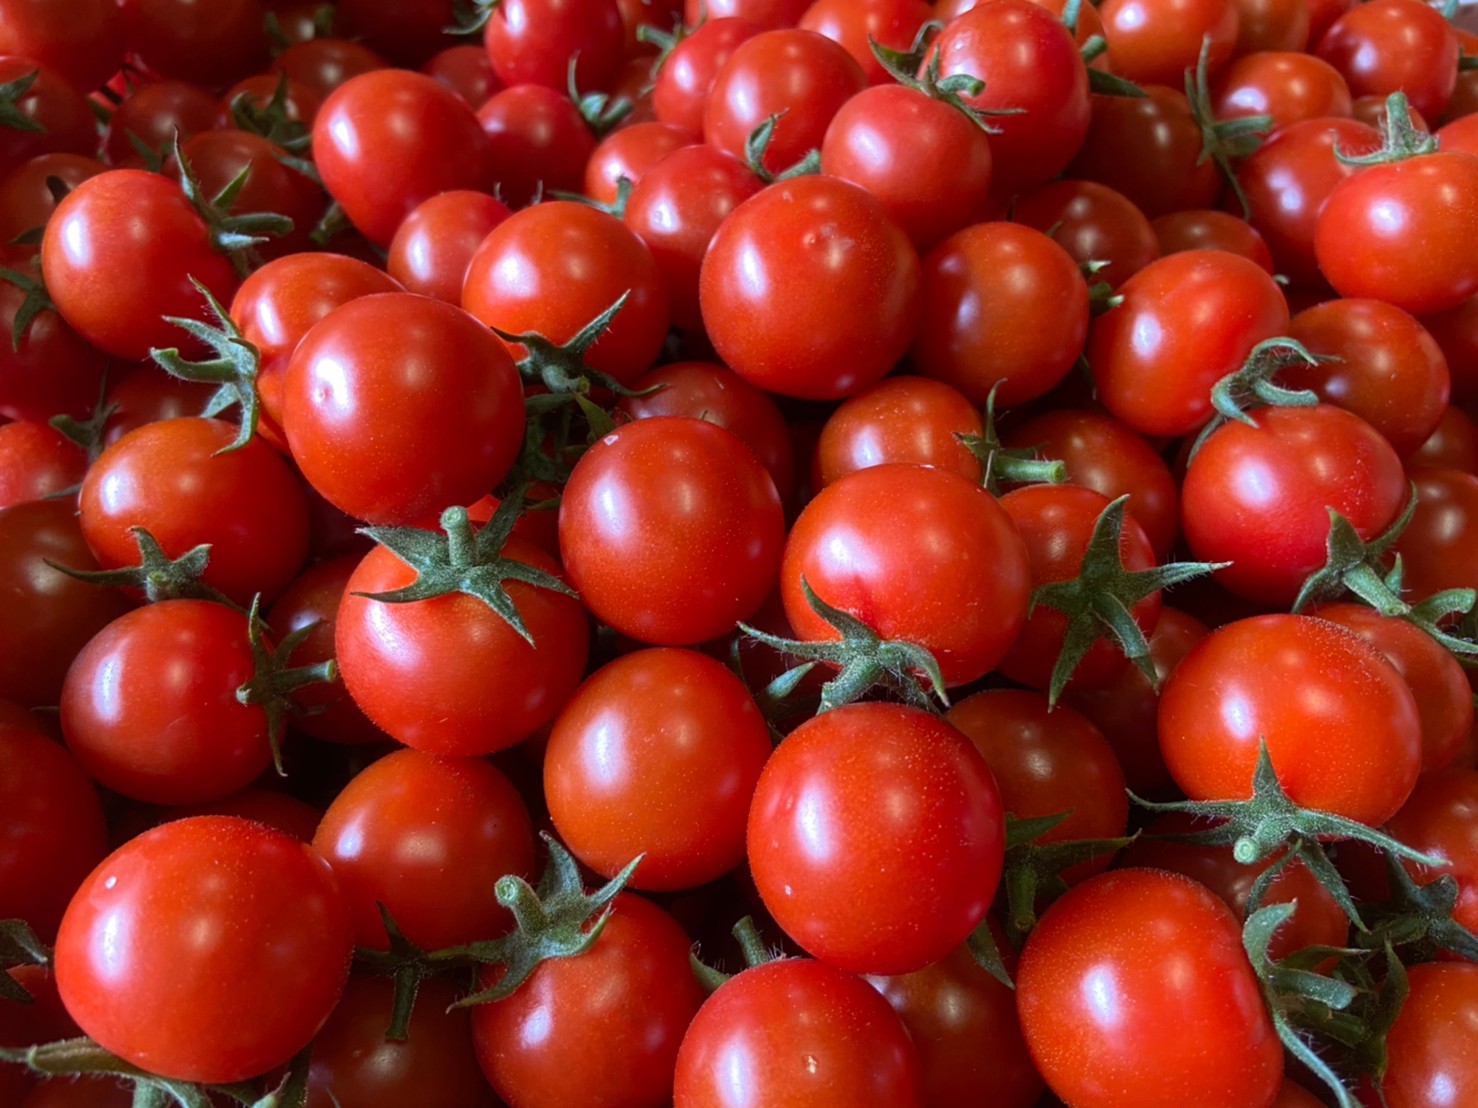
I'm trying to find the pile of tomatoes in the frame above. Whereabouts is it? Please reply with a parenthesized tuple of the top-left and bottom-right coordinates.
(6, 0, 1478, 1105)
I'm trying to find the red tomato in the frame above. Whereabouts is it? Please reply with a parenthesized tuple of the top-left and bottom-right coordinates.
(314, 749, 536, 950)
(336, 0, 459, 67)
(482, 0, 625, 92)
(651, 17, 760, 134)
(1393, 467, 1478, 601)
(559, 417, 784, 644)
(1100, 0, 1239, 87)
(387, 190, 511, 305)
(1231, 0, 1309, 52)
(0, 421, 85, 508)
(1382, 963, 1478, 1107)
(120, 0, 268, 88)
(270, 38, 389, 102)
(336, 535, 590, 756)
(1151, 209, 1276, 272)
(0, 0, 125, 94)
(546, 648, 773, 890)
(473, 893, 705, 1108)
(0, 152, 105, 259)
(1011, 178, 1160, 290)
(1383, 770, 1478, 941)
(1158, 613, 1423, 825)
(0, 263, 106, 426)
(0, 60, 96, 177)
(814, 376, 984, 488)
(1211, 50, 1352, 131)
(1016, 869, 1284, 1108)
(674, 957, 925, 1107)
(1316, 0, 1458, 124)
(422, 43, 501, 109)
(799, 0, 932, 85)
(748, 702, 1005, 974)
(584, 121, 696, 208)
(54, 816, 353, 1084)
(102, 79, 218, 166)
(700, 176, 921, 400)
(312, 70, 494, 246)
(1407, 405, 1478, 472)
(782, 464, 1031, 688)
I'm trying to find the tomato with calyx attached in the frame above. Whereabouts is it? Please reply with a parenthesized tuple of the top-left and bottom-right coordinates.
(1381, 963, 1478, 1108)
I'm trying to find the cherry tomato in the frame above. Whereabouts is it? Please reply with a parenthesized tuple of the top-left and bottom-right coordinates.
(270, 38, 389, 102)
(652, 17, 761, 134)
(1151, 209, 1276, 272)
(336, 0, 459, 68)
(1100, 0, 1239, 87)
(0, 60, 95, 177)
(387, 190, 511, 305)
(477, 83, 598, 210)
(0, 0, 125, 94)
(1211, 50, 1352, 131)
(0, 421, 85, 507)
(422, 44, 501, 109)
(1316, 0, 1458, 124)
(1382, 963, 1478, 1107)
(1011, 178, 1160, 291)
(482, 0, 626, 93)
(1383, 770, 1478, 942)
(1393, 467, 1478, 601)
(814, 375, 983, 489)
(120, 0, 268, 89)
(799, 0, 932, 84)
(0, 152, 105, 259)
(584, 121, 696, 207)
(102, 79, 218, 167)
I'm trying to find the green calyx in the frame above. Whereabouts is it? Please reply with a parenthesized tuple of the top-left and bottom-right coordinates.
(1353, 851, 1478, 964)
(0, 919, 50, 1004)
(235, 596, 337, 776)
(0, 69, 44, 135)
(355, 493, 577, 646)
(1079, 37, 1149, 98)
(150, 278, 264, 453)
(1133, 743, 1445, 933)
(46, 527, 239, 608)
(567, 57, 632, 136)
(955, 382, 1069, 496)
(0, 262, 56, 352)
(743, 113, 822, 183)
(738, 576, 951, 717)
(448, 0, 499, 34)
(998, 811, 1136, 949)
(1187, 336, 1327, 461)
(358, 835, 642, 1036)
(869, 31, 1027, 133)
(548, 175, 633, 219)
(1030, 495, 1225, 706)
(1335, 91, 1438, 166)
(228, 72, 310, 154)
(171, 132, 294, 279)
(1184, 35, 1273, 216)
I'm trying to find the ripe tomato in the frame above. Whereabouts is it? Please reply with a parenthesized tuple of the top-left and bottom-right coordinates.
(546, 648, 773, 891)
(1011, 178, 1160, 291)
(700, 175, 921, 400)
(120, 0, 268, 89)
(283, 293, 524, 526)
(1392, 467, 1478, 600)
(477, 83, 597, 210)
(1099, 0, 1239, 87)
(336, 534, 590, 756)
(0, 262, 106, 425)
(55, 816, 353, 1084)
(0, 60, 94, 177)
(584, 121, 696, 208)
(0, 421, 85, 508)
(472, 893, 705, 1108)
(674, 957, 925, 1107)
(102, 79, 219, 167)
(652, 17, 761, 134)
(1151, 209, 1276, 272)
(1158, 613, 1423, 825)
(782, 464, 1031, 688)
(0, 152, 105, 261)
(386, 190, 512, 304)
(813, 376, 984, 489)
(1016, 868, 1284, 1108)
(748, 702, 1005, 975)
(482, 0, 625, 92)
(1383, 770, 1478, 941)
(0, 0, 125, 94)
(1211, 50, 1352, 131)
(1316, 0, 1458, 123)
(799, 0, 933, 85)
(559, 417, 785, 645)
(271, 38, 389, 102)
(1381, 963, 1478, 1108)
(314, 749, 536, 950)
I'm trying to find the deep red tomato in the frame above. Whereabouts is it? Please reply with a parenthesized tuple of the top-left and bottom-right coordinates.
(79, 416, 311, 606)
(312, 70, 494, 246)
(482, 0, 625, 92)
(215, 72, 323, 130)
(799, 0, 932, 84)
(101, 78, 218, 166)
(1382, 770, 1478, 941)
(336, 534, 590, 756)
(270, 37, 389, 102)
(748, 702, 1005, 974)
(0, 60, 95, 177)
(947, 689, 1128, 880)
(97, 367, 213, 448)
(61, 600, 279, 805)
(703, 28, 866, 177)
(307, 975, 496, 1108)
(865, 941, 1042, 1108)
(546, 648, 772, 890)
(463, 200, 669, 386)
(422, 43, 501, 109)
(814, 376, 984, 489)
(1211, 50, 1352, 131)
(1393, 467, 1478, 601)
(1407, 404, 1478, 471)
(1151, 209, 1276, 272)
(584, 121, 696, 208)
(700, 176, 921, 400)
(0, 152, 105, 259)
(674, 957, 925, 1107)
(477, 84, 597, 210)
(314, 749, 536, 950)
(1158, 613, 1423, 825)
(1382, 963, 1478, 1107)
(0, 0, 125, 94)
(0, 499, 129, 708)
(1231, 0, 1309, 52)
(473, 893, 706, 1108)
(1011, 178, 1160, 291)
(1099, 0, 1239, 87)
(284, 293, 524, 526)
(55, 816, 353, 1084)
(1181, 404, 1407, 606)
(1016, 868, 1284, 1108)
(120, 0, 268, 88)
(1119, 813, 1349, 959)
(40, 169, 241, 361)
(336, 0, 458, 67)
(0, 724, 108, 942)
(0, 266, 106, 425)
(559, 417, 784, 644)
(652, 17, 761, 134)
(0, 421, 85, 508)
(782, 463, 1031, 688)
(1088, 249, 1290, 437)
(1316, 0, 1458, 124)
(387, 190, 511, 305)
(166, 787, 323, 844)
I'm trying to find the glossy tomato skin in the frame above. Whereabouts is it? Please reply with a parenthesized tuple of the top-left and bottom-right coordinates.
(482, 0, 625, 92)
(912, 222, 1090, 407)
(476, 84, 596, 211)
(120, 0, 268, 88)
(1151, 208, 1275, 272)
(1100, 0, 1239, 87)
(546, 649, 772, 890)
(0, 0, 125, 94)
(782, 464, 1031, 688)
(41, 170, 240, 361)
(307, 975, 496, 1108)
(1016, 868, 1284, 1108)
(102, 79, 219, 166)
(1393, 467, 1478, 601)
(284, 293, 524, 526)
(1088, 249, 1290, 437)
(1381, 963, 1478, 1107)
(0, 60, 95, 176)
(60, 600, 275, 806)
(1011, 178, 1160, 290)
(673, 957, 925, 1108)
(865, 941, 1043, 1108)
(1316, 0, 1458, 124)
(748, 703, 1005, 975)
(0, 422, 85, 508)
(926, 0, 1091, 197)
(584, 121, 696, 208)
(0, 500, 129, 708)
(463, 201, 669, 387)
(312, 70, 494, 246)
(0, 152, 106, 261)
(1408, 405, 1478, 472)
(700, 176, 922, 400)
(336, 536, 590, 756)
(54, 816, 353, 1084)
(1158, 614, 1423, 825)
(799, 0, 932, 84)
(422, 43, 500, 108)
(387, 190, 512, 305)
(271, 38, 389, 102)
(814, 376, 984, 488)
(1211, 50, 1352, 132)
(1182, 404, 1407, 606)
(652, 17, 760, 133)
(0, 725, 108, 942)
(472, 893, 705, 1108)
(1383, 770, 1478, 941)
(0, 268, 106, 425)
(314, 749, 536, 950)
(559, 418, 785, 644)
(946, 689, 1128, 881)
(79, 417, 310, 607)
(997, 484, 1161, 692)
